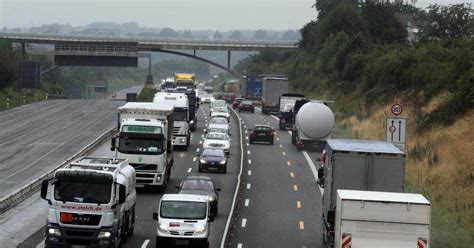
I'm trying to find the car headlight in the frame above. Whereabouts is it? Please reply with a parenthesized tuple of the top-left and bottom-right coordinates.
(208, 196, 215, 202)
(200, 159, 207, 163)
(190, 120, 194, 124)
(195, 225, 206, 234)
(98, 231, 111, 239)
(219, 160, 226, 165)
(159, 223, 168, 232)
(48, 228, 61, 237)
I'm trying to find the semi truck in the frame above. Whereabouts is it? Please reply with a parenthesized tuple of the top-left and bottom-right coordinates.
(173, 87, 198, 132)
(334, 190, 431, 248)
(174, 73, 196, 89)
(291, 102, 335, 150)
(261, 77, 289, 114)
(241, 76, 263, 99)
(114, 102, 174, 190)
(40, 157, 136, 247)
(278, 93, 307, 130)
(318, 139, 406, 247)
(154, 92, 191, 150)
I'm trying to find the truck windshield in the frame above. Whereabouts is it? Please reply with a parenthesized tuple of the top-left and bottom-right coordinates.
(54, 181, 112, 204)
(118, 138, 164, 155)
(173, 110, 188, 121)
(160, 201, 207, 220)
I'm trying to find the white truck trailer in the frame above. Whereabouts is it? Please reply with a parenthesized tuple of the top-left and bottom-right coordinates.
(114, 102, 174, 190)
(261, 77, 289, 114)
(292, 102, 335, 151)
(40, 157, 136, 247)
(335, 190, 431, 248)
(154, 92, 191, 150)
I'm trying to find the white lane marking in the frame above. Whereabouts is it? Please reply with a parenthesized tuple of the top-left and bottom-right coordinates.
(241, 218, 247, 227)
(248, 170, 252, 176)
(244, 130, 248, 134)
(201, 135, 205, 138)
(141, 239, 150, 248)
(248, 159, 252, 164)
(244, 125, 247, 128)
(288, 130, 292, 135)
(245, 136, 249, 140)
(199, 141, 203, 144)
(187, 168, 192, 173)
(271, 115, 279, 121)
(302, 151, 324, 195)
(196, 148, 200, 152)
(247, 183, 251, 189)
(203, 129, 206, 132)
(193, 157, 197, 162)
(247, 150, 251, 155)
(237, 244, 243, 248)
(246, 143, 249, 146)
(245, 199, 249, 207)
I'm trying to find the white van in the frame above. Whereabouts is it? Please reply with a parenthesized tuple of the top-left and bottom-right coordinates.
(153, 194, 214, 248)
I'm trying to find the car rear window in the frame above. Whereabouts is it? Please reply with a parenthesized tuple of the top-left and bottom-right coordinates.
(255, 126, 270, 131)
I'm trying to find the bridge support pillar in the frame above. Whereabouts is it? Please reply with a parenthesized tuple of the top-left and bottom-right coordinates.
(227, 50, 231, 69)
(21, 43, 26, 61)
(193, 50, 196, 56)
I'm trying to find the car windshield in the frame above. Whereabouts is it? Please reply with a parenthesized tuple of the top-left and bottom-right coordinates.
(160, 201, 207, 220)
(182, 179, 214, 191)
(54, 181, 112, 204)
(173, 110, 187, 121)
(118, 138, 164, 155)
(241, 101, 252, 105)
(202, 149, 224, 157)
(208, 128, 226, 134)
(206, 133, 228, 140)
(214, 108, 228, 113)
(210, 118, 228, 124)
(255, 126, 271, 131)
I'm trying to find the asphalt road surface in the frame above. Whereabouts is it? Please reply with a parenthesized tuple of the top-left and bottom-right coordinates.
(226, 107, 323, 248)
(0, 99, 124, 199)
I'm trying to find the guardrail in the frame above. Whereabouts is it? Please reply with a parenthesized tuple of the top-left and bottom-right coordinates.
(220, 106, 244, 248)
(0, 127, 117, 214)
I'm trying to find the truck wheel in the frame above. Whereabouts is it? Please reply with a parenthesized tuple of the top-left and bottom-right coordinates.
(128, 207, 135, 237)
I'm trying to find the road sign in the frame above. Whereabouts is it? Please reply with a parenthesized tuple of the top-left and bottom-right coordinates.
(391, 103, 403, 116)
(386, 118, 407, 151)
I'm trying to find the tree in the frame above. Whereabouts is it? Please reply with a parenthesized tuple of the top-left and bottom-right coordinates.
(313, 0, 359, 19)
(0, 39, 18, 89)
(228, 31, 244, 40)
(418, 4, 473, 41)
(181, 30, 193, 39)
(252, 30, 268, 40)
(213, 31, 223, 40)
(362, 2, 407, 44)
(159, 28, 180, 38)
(282, 30, 299, 41)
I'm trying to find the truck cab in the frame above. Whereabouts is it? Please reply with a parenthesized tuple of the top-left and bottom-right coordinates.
(115, 103, 174, 191)
(153, 194, 214, 248)
(154, 92, 191, 150)
(40, 157, 136, 248)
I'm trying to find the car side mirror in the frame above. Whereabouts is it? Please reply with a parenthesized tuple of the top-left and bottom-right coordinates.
(110, 137, 116, 151)
(216, 188, 221, 192)
(118, 184, 127, 204)
(152, 212, 158, 220)
(226, 155, 230, 158)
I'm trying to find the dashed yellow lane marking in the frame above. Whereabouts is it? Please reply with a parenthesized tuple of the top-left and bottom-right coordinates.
(293, 184, 298, 191)
(297, 201, 301, 209)
(299, 221, 305, 230)
(287, 161, 292, 166)
(290, 172, 295, 178)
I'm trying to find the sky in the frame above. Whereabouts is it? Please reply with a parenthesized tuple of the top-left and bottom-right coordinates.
(0, 0, 472, 30)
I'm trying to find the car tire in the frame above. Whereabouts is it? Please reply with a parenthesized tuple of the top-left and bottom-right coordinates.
(251, 110, 255, 113)
(198, 166, 203, 173)
(223, 166, 227, 173)
(270, 140, 274, 145)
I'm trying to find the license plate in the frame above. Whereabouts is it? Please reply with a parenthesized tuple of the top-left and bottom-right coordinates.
(258, 133, 266, 136)
(72, 246, 86, 248)
(175, 240, 189, 245)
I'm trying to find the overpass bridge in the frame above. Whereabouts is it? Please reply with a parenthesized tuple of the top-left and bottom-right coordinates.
(0, 32, 299, 77)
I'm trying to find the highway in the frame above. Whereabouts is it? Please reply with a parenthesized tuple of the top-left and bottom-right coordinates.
(226, 108, 323, 248)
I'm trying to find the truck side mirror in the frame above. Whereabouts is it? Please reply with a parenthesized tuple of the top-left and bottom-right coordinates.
(118, 184, 126, 204)
(110, 137, 116, 151)
(152, 212, 158, 220)
(40, 180, 49, 200)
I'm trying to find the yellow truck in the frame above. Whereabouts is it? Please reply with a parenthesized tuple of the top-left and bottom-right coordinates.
(174, 73, 196, 89)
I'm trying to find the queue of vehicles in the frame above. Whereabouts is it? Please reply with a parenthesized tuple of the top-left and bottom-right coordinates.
(35, 74, 431, 248)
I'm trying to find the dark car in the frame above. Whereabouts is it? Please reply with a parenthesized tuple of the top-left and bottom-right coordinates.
(238, 101, 255, 113)
(223, 93, 236, 104)
(232, 98, 245, 109)
(249, 125, 274, 144)
(197, 148, 229, 173)
(177, 175, 221, 215)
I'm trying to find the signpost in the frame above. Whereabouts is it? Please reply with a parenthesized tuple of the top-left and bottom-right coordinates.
(386, 103, 407, 151)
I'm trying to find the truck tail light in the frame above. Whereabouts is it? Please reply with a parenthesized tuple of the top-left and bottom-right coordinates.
(341, 233, 352, 248)
(60, 212, 73, 223)
(417, 238, 428, 248)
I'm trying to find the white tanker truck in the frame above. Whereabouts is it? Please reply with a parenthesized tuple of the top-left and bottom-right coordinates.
(291, 102, 335, 151)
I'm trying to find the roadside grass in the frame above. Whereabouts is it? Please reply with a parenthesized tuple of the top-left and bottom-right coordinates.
(339, 93, 474, 247)
(0, 88, 46, 110)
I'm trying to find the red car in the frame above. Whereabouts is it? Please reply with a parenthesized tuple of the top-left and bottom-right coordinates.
(249, 125, 274, 145)
(232, 98, 245, 109)
(238, 101, 255, 113)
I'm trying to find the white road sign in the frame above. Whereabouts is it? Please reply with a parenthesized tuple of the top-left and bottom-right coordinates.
(386, 118, 407, 151)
